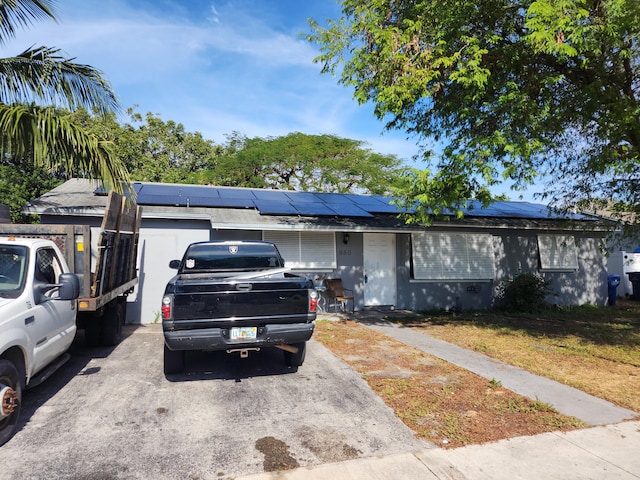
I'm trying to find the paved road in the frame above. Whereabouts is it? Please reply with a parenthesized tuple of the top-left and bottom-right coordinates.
(0, 324, 429, 480)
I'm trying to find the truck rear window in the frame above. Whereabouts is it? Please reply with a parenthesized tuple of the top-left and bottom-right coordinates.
(181, 243, 283, 272)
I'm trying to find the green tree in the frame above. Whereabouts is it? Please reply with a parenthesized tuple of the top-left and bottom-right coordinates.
(211, 132, 406, 194)
(307, 0, 640, 223)
(69, 107, 222, 184)
(0, 156, 64, 223)
(0, 0, 129, 194)
(44, 110, 407, 195)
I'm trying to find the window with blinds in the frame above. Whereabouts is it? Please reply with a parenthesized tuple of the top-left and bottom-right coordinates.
(537, 234, 578, 271)
(263, 231, 336, 269)
(411, 232, 495, 280)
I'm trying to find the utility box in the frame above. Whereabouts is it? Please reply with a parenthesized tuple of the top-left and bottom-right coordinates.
(607, 251, 640, 297)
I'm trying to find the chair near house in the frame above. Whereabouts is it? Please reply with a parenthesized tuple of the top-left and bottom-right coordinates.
(324, 278, 354, 312)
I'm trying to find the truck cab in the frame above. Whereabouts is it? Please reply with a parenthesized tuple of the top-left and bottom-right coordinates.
(0, 237, 80, 446)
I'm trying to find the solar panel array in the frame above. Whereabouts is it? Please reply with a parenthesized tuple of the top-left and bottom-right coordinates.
(131, 182, 592, 220)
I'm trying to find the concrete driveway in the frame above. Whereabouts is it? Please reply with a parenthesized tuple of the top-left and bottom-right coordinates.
(0, 324, 429, 480)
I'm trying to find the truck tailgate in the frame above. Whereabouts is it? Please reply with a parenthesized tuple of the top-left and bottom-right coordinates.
(171, 278, 312, 323)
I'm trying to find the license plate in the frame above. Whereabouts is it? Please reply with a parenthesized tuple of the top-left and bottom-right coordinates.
(230, 326, 257, 341)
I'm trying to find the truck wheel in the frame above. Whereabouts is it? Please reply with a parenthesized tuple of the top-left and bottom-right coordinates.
(283, 342, 306, 367)
(163, 345, 185, 375)
(0, 360, 22, 447)
(102, 298, 126, 346)
(84, 315, 103, 347)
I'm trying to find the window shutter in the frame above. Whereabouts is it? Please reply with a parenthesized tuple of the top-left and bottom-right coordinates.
(264, 231, 299, 266)
(412, 232, 495, 280)
(537, 235, 578, 270)
(263, 231, 335, 269)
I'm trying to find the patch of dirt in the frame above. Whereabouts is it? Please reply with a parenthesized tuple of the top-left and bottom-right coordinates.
(296, 428, 361, 463)
(255, 437, 299, 472)
(314, 320, 585, 449)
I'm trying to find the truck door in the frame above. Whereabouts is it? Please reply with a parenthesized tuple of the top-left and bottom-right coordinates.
(29, 247, 77, 373)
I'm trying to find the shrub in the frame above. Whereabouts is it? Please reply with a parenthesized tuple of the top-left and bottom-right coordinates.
(495, 271, 553, 313)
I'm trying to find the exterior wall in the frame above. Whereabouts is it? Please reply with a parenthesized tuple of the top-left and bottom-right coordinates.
(396, 230, 608, 312)
(495, 231, 608, 306)
(43, 215, 610, 317)
(128, 218, 211, 324)
(334, 233, 364, 309)
(395, 233, 493, 312)
(211, 229, 262, 242)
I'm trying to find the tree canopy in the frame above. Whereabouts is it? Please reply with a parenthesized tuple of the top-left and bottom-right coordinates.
(208, 131, 406, 194)
(0, 0, 129, 195)
(307, 0, 640, 225)
(68, 109, 407, 194)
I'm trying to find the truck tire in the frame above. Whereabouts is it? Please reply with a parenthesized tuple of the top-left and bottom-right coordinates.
(102, 298, 126, 346)
(84, 314, 103, 347)
(283, 342, 306, 367)
(163, 344, 185, 375)
(0, 360, 22, 447)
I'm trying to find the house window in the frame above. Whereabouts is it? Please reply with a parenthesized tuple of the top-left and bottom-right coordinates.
(537, 234, 578, 271)
(263, 230, 336, 270)
(411, 232, 495, 281)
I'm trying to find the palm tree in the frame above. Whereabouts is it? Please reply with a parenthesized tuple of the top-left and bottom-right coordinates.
(0, 0, 129, 191)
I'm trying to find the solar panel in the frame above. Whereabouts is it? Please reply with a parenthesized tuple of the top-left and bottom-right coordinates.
(137, 194, 185, 206)
(312, 192, 355, 204)
(285, 191, 323, 203)
(254, 200, 299, 215)
(137, 183, 183, 196)
(363, 201, 403, 214)
(131, 182, 592, 222)
(344, 194, 385, 206)
(180, 185, 220, 197)
(217, 188, 257, 199)
(340, 194, 402, 214)
(328, 203, 373, 217)
(293, 202, 338, 216)
(217, 198, 257, 208)
(253, 189, 289, 201)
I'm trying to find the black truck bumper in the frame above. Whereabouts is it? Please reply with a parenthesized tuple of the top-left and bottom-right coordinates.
(163, 322, 315, 351)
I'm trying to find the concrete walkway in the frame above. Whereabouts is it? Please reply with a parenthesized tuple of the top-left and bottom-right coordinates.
(236, 313, 640, 480)
(238, 421, 640, 479)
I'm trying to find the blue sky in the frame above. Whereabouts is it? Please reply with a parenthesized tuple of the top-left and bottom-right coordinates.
(2, 0, 542, 201)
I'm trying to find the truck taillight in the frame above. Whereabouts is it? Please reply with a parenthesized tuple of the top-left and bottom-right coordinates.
(309, 289, 318, 312)
(161, 295, 172, 319)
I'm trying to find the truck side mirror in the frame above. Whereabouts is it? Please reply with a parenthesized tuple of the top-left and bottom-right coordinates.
(57, 273, 80, 300)
(169, 260, 180, 269)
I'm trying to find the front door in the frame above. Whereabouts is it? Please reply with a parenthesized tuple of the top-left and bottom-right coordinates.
(363, 233, 396, 307)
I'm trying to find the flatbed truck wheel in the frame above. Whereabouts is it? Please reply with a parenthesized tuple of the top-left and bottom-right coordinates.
(103, 298, 126, 346)
(0, 360, 22, 447)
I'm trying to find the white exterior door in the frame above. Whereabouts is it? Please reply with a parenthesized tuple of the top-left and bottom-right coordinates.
(363, 233, 396, 307)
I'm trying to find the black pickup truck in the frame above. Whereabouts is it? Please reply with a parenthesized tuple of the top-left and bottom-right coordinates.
(161, 241, 318, 374)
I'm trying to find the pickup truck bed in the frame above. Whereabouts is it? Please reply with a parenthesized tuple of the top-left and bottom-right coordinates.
(162, 241, 317, 374)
